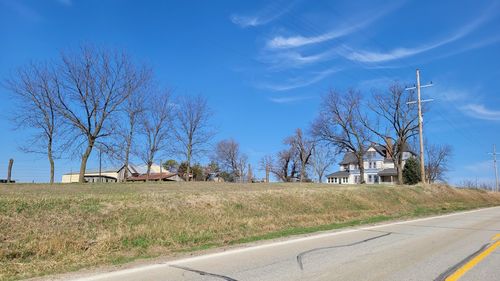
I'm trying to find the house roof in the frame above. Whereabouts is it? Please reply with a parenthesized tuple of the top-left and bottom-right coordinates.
(127, 172, 177, 181)
(338, 143, 416, 165)
(64, 164, 138, 175)
(326, 171, 350, 178)
(339, 152, 358, 165)
(377, 168, 398, 176)
(130, 164, 163, 174)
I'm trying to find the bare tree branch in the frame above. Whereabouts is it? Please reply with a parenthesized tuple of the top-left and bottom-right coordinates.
(363, 83, 419, 184)
(285, 128, 314, 182)
(312, 89, 371, 184)
(172, 95, 215, 181)
(213, 139, 247, 182)
(136, 88, 173, 180)
(425, 143, 452, 183)
(5, 62, 63, 183)
(53, 46, 148, 183)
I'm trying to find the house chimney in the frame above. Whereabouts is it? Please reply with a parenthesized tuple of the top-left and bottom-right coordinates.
(385, 137, 393, 160)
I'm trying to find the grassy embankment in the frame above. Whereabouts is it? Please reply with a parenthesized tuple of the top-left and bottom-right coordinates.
(1, 182, 500, 280)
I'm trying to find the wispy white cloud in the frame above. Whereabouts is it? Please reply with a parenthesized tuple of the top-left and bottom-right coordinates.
(231, 1, 297, 28)
(267, 23, 365, 49)
(266, 2, 404, 49)
(432, 35, 500, 61)
(258, 67, 339, 91)
(431, 88, 470, 102)
(260, 47, 340, 70)
(269, 96, 312, 104)
(343, 10, 494, 63)
(460, 104, 500, 121)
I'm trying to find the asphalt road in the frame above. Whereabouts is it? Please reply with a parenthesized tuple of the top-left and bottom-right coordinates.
(64, 206, 500, 281)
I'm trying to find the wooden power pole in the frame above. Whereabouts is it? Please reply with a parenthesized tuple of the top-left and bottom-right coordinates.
(406, 69, 433, 185)
(489, 144, 499, 192)
(416, 70, 426, 184)
(7, 158, 14, 183)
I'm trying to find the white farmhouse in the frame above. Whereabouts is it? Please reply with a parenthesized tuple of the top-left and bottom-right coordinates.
(326, 145, 415, 185)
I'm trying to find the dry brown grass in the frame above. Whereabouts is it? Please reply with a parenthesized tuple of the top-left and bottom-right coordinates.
(1, 182, 499, 280)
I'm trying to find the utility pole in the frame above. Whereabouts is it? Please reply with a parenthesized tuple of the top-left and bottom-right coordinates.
(7, 158, 14, 183)
(99, 149, 102, 183)
(416, 69, 426, 184)
(406, 69, 433, 185)
(488, 144, 499, 192)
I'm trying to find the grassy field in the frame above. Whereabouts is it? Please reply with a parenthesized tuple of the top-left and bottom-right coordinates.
(1, 182, 500, 280)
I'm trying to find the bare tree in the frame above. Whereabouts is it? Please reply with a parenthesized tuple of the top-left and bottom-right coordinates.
(213, 139, 247, 182)
(109, 77, 150, 181)
(5, 63, 62, 183)
(138, 89, 173, 180)
(363, 84, 419, 184)
(425, 143, 452, 183)
(54, 46, 148, 183)
(312, 89, 371, 184)
(310, 143, 336, 183)
(285, 128, 314, 182)
(247, 163, 253, 183)
(173, 95, 214, 181)
(121, 89, 146, 181)
(259, 155, 274, 183)
(271, 148, 299, 182)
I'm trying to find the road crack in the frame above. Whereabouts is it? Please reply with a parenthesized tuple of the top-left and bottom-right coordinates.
(296, 232, 392, 270)
(170, 265, 239, 281)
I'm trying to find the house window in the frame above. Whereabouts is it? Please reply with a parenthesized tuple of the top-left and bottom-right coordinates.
(334, 178, 337, 183)
(368, 175, 373, 182)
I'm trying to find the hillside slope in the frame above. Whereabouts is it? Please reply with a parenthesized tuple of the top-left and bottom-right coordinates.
(1, 183, 499, 280)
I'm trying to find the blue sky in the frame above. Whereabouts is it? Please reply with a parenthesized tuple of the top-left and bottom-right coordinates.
(0, 0, 499, 184)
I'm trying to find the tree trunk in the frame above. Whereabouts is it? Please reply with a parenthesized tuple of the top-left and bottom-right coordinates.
(123, 152, 130, 182)
(123, 139, 132, 182)
(186, 147, 191, 182)
(123, 114, 136, 183)
(358, 155, 365, 184)
(48, 141, 55, 184)
(7, 158, 14, 183)
(300, 165, 305, 182)
(396, 152, 404, 184)
(79, 139, 94, 183)
(146, 161, 152, 182)
(265, 166, 270, 183)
